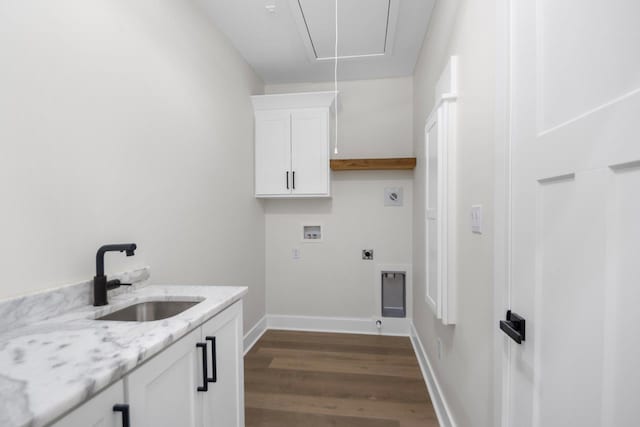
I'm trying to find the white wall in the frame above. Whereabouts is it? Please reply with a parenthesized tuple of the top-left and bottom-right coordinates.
(412, 1, 496, 426)
(264, 78, 413, 321)
(0, 0, 266, 331)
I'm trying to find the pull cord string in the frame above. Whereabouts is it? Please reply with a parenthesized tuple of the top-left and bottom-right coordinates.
(334, 0, 339, 154)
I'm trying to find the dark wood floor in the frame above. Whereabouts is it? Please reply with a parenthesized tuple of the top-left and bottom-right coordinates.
(244, 330, 438, 427)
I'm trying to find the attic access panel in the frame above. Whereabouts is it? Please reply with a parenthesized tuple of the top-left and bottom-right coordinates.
(297, 0, 393, 60)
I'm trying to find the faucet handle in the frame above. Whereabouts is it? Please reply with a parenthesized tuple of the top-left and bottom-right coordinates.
(106, 279, 122, 290)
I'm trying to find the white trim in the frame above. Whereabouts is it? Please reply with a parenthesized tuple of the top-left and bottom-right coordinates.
(251, 91, 337, 111)
(424, 57, 459, 325)
(493, 0, 513, 426)
(243, 316, 268, 356)
(410, 322, 456, 427)
(494, 0, 512, 426)
(266, 314, 410, 336)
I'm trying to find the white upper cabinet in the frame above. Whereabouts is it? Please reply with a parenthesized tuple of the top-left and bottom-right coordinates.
(252, 92, 335, 198)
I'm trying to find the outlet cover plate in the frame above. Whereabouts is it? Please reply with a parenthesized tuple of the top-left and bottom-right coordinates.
(471, 205, 483, 234)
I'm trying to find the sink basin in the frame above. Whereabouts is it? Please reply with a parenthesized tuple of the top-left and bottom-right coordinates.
(96, 300, 201, 322)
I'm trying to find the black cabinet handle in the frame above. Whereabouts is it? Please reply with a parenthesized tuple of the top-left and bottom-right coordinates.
(205, 336, 217, 383)
(292, 171, 296, 189)
(499, 310, 526, 344)
(286, 171, 289, 189)
(196, 342, 208, 392)
(113, 404, 130, 427)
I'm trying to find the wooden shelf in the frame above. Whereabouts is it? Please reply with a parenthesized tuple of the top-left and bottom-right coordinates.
(330, 157, 416, 171)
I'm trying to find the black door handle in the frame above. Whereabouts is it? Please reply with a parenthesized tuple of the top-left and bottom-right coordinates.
(286, 171, 289, 189)
(205, 336, 217, 383)
(499, 310, 526, 344)
(113, 404, 130, 427)
(292, 171, 295, 189)
(196, 342, 208, 392)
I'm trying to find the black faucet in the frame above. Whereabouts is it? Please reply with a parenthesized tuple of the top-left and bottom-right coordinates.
(94, 243, 137, 306)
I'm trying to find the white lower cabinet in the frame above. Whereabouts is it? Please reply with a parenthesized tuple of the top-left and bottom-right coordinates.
(51, 301, 244, 427)
(51, 380, 126, 427)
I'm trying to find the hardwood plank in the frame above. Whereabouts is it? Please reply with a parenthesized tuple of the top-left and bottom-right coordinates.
(245, 392, 438, 426)
(330, 157, 417, 171)
(258, 330, 414, 356)
(258, 339, 414, 356)
(244, 368, 430, 404)
(256, 346, 418, 365)
(268, 355, 422, 379)
(261, 330, 414, 348)
(246, 407, 401, 427)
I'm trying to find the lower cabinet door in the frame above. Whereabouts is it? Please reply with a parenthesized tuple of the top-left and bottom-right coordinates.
(127, 328, 204, 427)
(51, 380, 125, 427)
(200, 301, 244, 427)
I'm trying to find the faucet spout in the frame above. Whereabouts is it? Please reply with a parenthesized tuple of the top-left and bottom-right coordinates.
(94, 243, 137, 306)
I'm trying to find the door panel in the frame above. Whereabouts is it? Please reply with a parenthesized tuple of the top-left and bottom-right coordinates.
(507, 0, 640, 425)
(200, 302, 244, 427)
(255, 110, 291, 196)
(127, 329, 202, 427)
(538, 0, 640, 131)
(533, 172, 606, 427)
(290, 109, 329, 196)
(602, 166, 640, 426)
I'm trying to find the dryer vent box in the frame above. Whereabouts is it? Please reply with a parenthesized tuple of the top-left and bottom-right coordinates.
(381, 271, 406, 318)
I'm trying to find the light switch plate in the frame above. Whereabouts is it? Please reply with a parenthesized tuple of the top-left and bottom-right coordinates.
(471, 205, 483, 234)
(292, 248, 301, 260)
(384, 187, 403, 207)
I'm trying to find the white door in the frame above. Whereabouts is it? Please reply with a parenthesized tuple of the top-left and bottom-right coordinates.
(255, 110, 291, 196)
(51, 380, 125, 427)
(200, 302, 244, 427)
(127, 328, 203, 427)
(291, 109, 329, 196)
(505, 0, 640, 426)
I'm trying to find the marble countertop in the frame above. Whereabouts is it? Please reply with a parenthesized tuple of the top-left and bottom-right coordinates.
(0, 281, 247, 427)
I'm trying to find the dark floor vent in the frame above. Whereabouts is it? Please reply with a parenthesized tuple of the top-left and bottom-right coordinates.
(381, 271, 406, 318)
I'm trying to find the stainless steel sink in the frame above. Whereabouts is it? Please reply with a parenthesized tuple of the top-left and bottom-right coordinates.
(96, 300, 201, 322)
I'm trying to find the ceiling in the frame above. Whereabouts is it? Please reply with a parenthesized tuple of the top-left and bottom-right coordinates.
(197, 0, 436, 84)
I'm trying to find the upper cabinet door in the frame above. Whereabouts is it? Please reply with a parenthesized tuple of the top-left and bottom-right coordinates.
(255, 110, 291, 197)
(291, 109, 330, 196)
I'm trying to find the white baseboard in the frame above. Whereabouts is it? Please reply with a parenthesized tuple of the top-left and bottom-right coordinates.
(243, 315, 267, 355)
(267, 314, 410, 336)
(410, 322, 456, 427)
